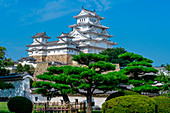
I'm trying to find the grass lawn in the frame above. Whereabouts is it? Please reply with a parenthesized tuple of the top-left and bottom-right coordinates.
(0, 102, 10, 113)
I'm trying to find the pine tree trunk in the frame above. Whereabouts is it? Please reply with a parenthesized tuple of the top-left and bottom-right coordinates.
(62, 94, 70, 102)
(86, 95, 92, 113)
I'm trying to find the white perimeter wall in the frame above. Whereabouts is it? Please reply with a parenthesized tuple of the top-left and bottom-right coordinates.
(0, 78, 31, 98)
(31, 94, 107, 108)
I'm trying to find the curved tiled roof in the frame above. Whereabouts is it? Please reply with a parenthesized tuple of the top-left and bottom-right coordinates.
(69, 22, 109, 29)
(57, 32, 74, 38)
(31, 32, 51, 39)
(73, 7, 104, 20)
(18, 56, 36, 62)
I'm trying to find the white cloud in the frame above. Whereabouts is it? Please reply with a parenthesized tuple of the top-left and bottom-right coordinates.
(79, 0, 113, 11)
(0, 0, 18, 7)
(20, 0, 134, 24)
(21, 0, 80, 23)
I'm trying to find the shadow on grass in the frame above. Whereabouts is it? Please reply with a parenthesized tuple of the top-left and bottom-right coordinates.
(0, 111, 10, 113)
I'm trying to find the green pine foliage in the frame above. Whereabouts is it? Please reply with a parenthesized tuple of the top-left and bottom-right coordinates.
(119, 52, 159, 93)
(153, 97, 170, 113)
(100, 47, 130, 67)
(132, 84, 160, 93)
(0, 81, 14, 89)
(34, 52, 128, 113)
(102, 95, 157, 113)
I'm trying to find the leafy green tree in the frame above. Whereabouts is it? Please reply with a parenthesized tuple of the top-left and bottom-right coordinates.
(34, 53, 127, 113)
(29, 65, 35, 76)
(100, 47, 130, 67)
(15, 64, 35, 75)
(154, 71, 170, 96)
(119, 52, 159, 93)
(15, 63, 23, 73)
(0, 46, 14, 89)
(164, 63, 170, 71)
(23, 64, 30, 73)
(4, 58, 14, 66)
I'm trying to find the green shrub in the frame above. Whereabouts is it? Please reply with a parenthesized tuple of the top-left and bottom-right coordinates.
(153, 97, 170, 113)
(102, 95, 156, 113)
(106, 90, 140, 101)
(7, 96, 33, 113)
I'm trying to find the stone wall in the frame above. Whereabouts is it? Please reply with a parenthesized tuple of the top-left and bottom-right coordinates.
(33, 63, 49, 80)
(45, 54, 73, 65)
(31, 55, 47, 62)
(31, 54, 74, 65)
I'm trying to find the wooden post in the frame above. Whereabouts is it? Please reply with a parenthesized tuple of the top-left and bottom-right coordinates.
(64, 102, 66, 113)
(61, 100, 63, 113)
(44, 103, 46, 113)
(70, 103, 72, 113)
(83, 102, 86, 113)
(75, 99, 78, 113)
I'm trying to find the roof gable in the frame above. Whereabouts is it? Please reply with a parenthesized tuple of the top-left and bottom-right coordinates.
(69, 28, 89, 40)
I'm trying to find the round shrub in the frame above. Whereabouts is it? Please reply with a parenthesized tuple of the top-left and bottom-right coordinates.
(153, 97, 170, 113)
(106, 90, 140, 101)
(102, 95, 156, 113)
(8, 96, 33, 113)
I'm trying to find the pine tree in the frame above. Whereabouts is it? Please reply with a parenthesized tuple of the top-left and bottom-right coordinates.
(34, 52, 127, 113)
(119, 52, 159, 93)
(100, 47, 130, 67)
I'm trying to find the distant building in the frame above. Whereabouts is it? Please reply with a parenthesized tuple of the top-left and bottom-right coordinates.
(18, 56, 37, 68)
(0, 74, 33, 101)
(26, 7, 117, 65)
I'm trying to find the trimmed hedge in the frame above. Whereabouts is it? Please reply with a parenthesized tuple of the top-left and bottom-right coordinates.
(153, 97, 170, 113)
(102, 95, 156, 113)
(106, 90, 140, 101)
(8, 96, 33, 113)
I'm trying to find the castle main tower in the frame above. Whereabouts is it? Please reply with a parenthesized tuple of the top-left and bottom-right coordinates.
(26, 7, 117, 65)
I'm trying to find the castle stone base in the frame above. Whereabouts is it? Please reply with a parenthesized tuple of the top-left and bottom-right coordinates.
(30, 54, 74, 65)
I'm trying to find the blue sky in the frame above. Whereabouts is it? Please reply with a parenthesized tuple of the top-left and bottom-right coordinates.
(0, 0, 169, 66)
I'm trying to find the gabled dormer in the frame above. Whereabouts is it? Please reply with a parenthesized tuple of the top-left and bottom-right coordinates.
(57, 32, 74, 43)
(31, 32, 50, 45)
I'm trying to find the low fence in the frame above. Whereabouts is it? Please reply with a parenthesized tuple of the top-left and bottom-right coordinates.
(33, 100, 86, 113)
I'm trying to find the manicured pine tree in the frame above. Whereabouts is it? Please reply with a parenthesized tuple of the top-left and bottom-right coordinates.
(119, 52, 159, 93)
(34, 52, 127, 113)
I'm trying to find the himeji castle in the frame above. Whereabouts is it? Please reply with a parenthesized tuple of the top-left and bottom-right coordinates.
(26, 7, 117, 65)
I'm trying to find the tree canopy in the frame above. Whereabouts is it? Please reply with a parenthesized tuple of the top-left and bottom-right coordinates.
(34, 52, 127, 113)
(15, 64, 35, 75)
(119, 52, 159, 93)
(100, 47, 130, 67)
(0, 46, 14, 89)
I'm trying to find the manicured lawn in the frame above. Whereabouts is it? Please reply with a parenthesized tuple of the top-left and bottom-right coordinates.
(0, 102, 10, 113)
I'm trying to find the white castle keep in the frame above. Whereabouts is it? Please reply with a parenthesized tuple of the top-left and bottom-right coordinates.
(26, 7, 117, 65)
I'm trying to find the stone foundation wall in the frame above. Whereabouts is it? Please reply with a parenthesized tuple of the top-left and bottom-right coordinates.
(30, 54, 74, 65)
(31, 55, 47, 62)
(33, 62, 49, 80)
